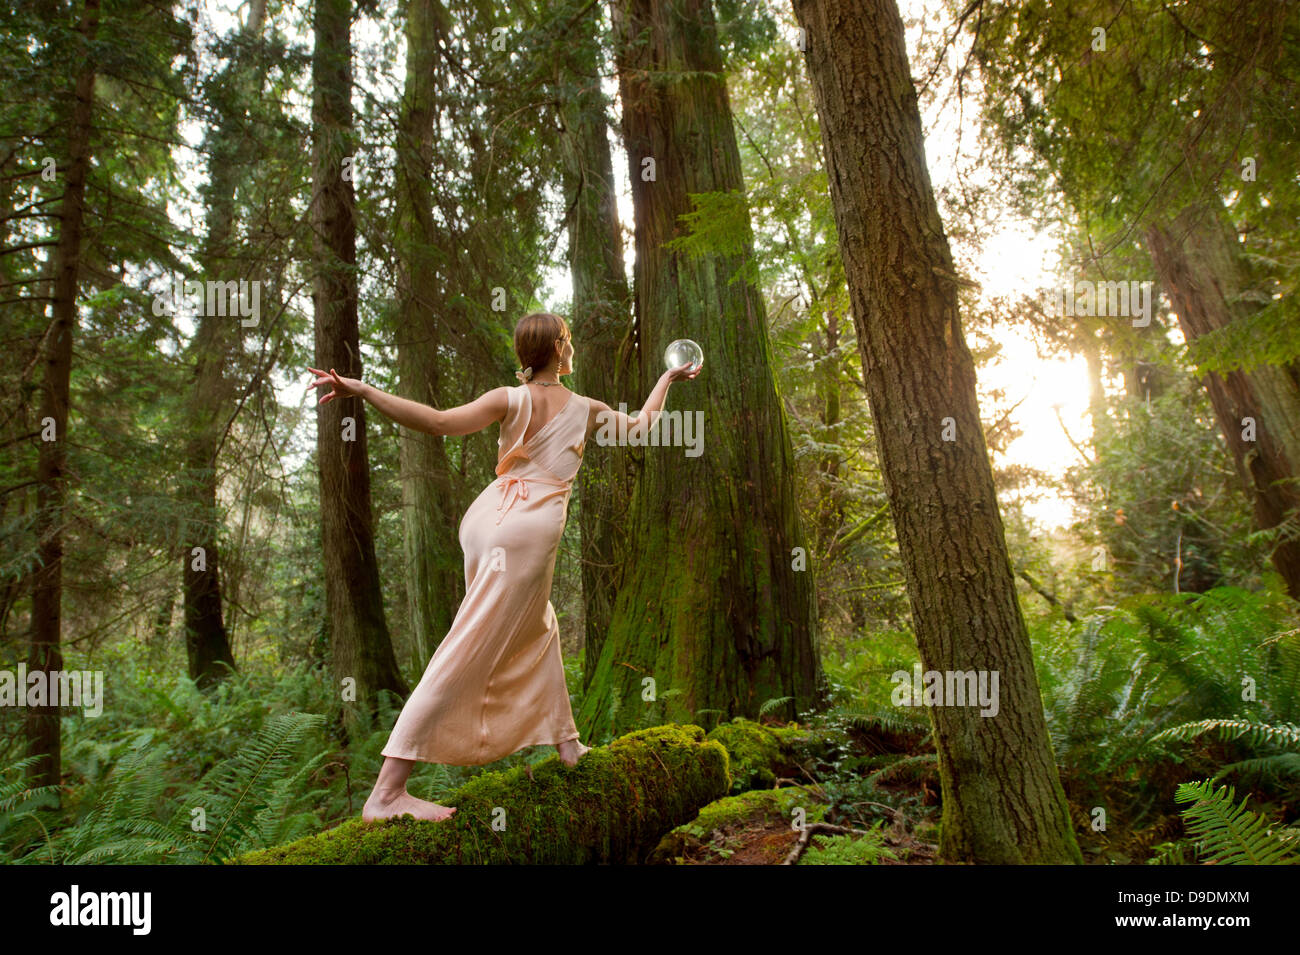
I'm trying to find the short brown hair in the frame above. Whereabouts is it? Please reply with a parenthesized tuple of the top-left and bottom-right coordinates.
(513, 312, 570, 380)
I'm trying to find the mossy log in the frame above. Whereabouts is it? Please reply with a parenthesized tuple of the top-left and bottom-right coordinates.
(232, 724, 730, 865)
(705, 718, 831, 793)
(648, 786, 829, 864)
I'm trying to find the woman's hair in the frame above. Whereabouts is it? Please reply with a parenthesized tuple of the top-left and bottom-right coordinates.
(513, 311, 570, 380)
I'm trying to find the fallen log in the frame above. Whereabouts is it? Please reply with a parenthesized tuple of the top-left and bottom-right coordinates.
(231, 724, 730, 865)
(648, 785, 829, 864)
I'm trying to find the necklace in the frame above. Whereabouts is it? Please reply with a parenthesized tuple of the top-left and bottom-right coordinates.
(531, 378, 562, 387)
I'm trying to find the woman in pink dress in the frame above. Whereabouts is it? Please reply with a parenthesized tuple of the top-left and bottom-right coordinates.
(308, 312, 701, 822)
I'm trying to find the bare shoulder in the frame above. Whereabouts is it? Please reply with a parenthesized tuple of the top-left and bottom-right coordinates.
(483, 386, 511, 424)
(584, 394, 612, 418)
(581, 394, 610, 437)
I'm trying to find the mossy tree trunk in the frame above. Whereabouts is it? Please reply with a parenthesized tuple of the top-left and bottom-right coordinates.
(790, 0, 1081, 863)
(556, 6, 635, 688)
(394, 0, 462, 670)
(234, 725, 730, 865)
(578, 0, 823, 740)
(311, 0, 408, 725)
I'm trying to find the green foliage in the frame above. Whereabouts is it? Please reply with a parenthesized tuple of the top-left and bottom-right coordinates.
(663, 190, 761, 287)
(1067, 372, 1264, 596)
(799, 822, 898, 865)
(7, 712, 329, 864)
(1034, 587, 1300, 779)
(1171, 780, 1299, 865)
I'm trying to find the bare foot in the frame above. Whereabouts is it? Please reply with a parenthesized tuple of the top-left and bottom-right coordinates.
(362, 788, 457, 823)
(556, 739, 591, 768)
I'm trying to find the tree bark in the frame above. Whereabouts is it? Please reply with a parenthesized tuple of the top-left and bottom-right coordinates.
(580, 0, 824, 740)
(790, 0, 1081, 863)
(394, 0, 462, 671)
(1145, 200, 1300, 597)
(178, 0, 268, 689)
(27, 0, 100, 792)
(556, 8, 635, 689)
(312, 0, 408, 726)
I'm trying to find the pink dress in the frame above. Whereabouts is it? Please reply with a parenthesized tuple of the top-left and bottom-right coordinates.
(381, 384, 590, 765)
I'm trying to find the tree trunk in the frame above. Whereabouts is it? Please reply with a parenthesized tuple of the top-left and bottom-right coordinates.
(579, 0, 823, 740)
(394, 0, 461, 671)
(27, 0, 100, 792)
(790, 0, 1081, 863)
(1145, 200, 1300, 597)
(556, 9, 635, 689)
(177, 0, 268, 689)
(312, 0, 408, 725)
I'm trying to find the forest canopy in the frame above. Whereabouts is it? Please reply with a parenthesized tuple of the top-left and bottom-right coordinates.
(0, 0, 1297, 877)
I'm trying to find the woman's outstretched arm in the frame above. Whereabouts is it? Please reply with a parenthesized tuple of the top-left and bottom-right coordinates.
(307, 367, 508, 436)
(587, 359, 703, 443)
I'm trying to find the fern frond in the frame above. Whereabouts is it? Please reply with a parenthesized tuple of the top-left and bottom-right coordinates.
(1152, 718, 1300, 751)
(1174, 779, 1299, 865)
(759, 696, 794, 716)
(194, 712, 327, 863)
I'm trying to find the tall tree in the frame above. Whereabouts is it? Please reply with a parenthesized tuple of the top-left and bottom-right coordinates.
(1146, 199, 1300, 594)
(177, 0, 272, 689)
(393, 0, 461, 670)
(27, 0, 101, 790)
(972, 0, 1300, 596)
(312, 0, 407, 725)
(791, 0, 1081, 862)
(554, 2, 635, 687)
(579, 0, 824, 739)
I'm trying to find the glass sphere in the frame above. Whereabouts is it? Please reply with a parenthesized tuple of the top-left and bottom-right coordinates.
(664, 339, 703, 372)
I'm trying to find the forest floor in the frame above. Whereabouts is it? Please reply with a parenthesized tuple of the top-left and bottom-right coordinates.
(676, 812, 940, 865)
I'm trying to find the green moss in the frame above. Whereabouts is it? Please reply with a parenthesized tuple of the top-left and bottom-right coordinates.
(706, 717, 829, 793)
(648, 786, 827, 864)
(231, 724, 730, 865)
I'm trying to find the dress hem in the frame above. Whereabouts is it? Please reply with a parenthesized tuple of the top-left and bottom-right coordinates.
(381, 731, 582, 767)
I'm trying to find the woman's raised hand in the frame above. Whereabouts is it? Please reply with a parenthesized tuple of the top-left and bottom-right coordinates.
(665, 357, 704, 383)
(307, 367, 365, 405)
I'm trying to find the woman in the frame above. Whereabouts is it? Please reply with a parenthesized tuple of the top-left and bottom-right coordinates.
(307, 311, 702, 822)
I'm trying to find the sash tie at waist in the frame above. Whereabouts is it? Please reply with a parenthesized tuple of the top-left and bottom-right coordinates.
(495, 474, 570, 524)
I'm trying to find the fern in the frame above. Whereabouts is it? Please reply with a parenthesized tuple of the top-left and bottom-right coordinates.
(1152, 718, 1300, 751)
(43, 730, 176, 865)
(192, 711, 329, 863)
(0, 754, 62, 859)
(1172, 780, 1299, 865)
(29, 712, 328, 864)
(868, 753, 938, 787)
(759, 696, 794, 717)
(799, 822, 899, 865)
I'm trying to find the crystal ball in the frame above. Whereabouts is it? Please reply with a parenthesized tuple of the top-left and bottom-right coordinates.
(664, 339, 703, 372)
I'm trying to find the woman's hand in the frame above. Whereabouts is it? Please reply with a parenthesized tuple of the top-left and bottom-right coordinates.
(307, 367, 366, 405)
(665, 358, 704, 384)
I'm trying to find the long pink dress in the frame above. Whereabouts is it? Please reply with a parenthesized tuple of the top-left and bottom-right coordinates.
(380, 384, 590, 765)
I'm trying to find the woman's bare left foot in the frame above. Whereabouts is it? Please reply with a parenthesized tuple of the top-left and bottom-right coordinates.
(556, 739, 591, 767)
